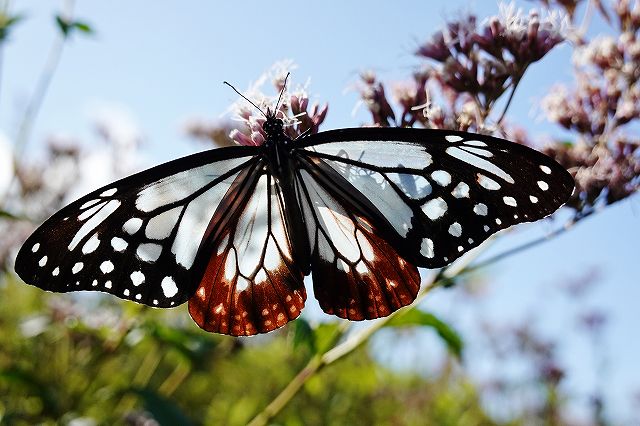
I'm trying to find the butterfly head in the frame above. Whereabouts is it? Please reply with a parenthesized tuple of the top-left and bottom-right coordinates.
(262, 115, 284, 136)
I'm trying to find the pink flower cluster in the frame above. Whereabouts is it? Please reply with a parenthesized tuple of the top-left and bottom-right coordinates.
(185, 66, 328, 147)
(359, 3, 568, 132)
(541, 0, 640, 216)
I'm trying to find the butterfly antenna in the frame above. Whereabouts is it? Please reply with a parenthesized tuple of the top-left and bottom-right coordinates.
(273, 72, 290, 117)
(223, 81, 268, 118)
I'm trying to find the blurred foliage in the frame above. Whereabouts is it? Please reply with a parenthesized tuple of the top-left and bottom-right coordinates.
(1, 277, 506, 425)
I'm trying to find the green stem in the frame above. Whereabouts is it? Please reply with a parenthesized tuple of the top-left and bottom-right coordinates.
(247, 213, 583, 425)
(247, 272, 469, 426)
(13, 0, 74, 157)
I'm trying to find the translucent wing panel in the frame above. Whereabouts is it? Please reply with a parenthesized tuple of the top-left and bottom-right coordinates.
(296, 170, 420, 320)
(15, 148, 258, 308)
(188, 173, 306, 336)
(297, 128, 574, 267)
(305, 140, 432, 170)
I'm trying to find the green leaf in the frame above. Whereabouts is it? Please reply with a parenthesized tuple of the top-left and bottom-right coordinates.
(0, 13, 24, 41)
(0, 209, 28, 220)
(386, 309, 464, 359)
(0, 368, 60, 415)
(55, 15, 94, 38)
(147, 323, 219, 363)
(71, 20, 93, 34)
(127, 388, 194, 426)
(292, 317, 315, 352)
(313, 322, 343, 354)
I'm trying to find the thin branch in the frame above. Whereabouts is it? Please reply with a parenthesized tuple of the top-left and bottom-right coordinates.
(497, 72, 524, 125)
(247, 240, 492, 426)
(460, 217, 581, 276)
(246, 210, 585, 425)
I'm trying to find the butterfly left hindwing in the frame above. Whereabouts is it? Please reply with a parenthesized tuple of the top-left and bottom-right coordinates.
(188, 164, 306, 336)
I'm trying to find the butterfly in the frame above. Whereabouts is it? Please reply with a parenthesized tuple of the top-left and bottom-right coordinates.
(14, 78, 574, 336)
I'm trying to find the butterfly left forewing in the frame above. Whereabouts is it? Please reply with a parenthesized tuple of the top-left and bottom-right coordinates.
(15, 147, 258, 307)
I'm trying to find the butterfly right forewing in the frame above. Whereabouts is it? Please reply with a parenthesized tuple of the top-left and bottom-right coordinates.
(295, 128, 574, 268)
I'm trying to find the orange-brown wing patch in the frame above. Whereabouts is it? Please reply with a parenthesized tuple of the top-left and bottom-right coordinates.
(189, 172, 306, 336)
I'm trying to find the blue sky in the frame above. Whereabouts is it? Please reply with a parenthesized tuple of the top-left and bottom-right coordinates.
(4, 0, 639, 422)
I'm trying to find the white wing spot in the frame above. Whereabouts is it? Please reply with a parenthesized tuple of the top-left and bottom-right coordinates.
(153, 300, 158, 305)
(161, 276, 178, 298)
(92, 280, 98, 287)
(255, 269, 267, 285)
(82, 234, 100, 254)
(503, 196, 517, 207)
(422, 197, 448, 220)
(447, 147, 514, 183)
(146, 207, 181, 240)
(337, 258, 350, 272)
(52, 267, 59, 276)
(32, 243, 40, 253)
(451, 182, 470, 198)
(460, 146, 493, 157)
(100, 260, 114, 274)
(530, 195, 539, 203)
(111, 237, 128, 252)
(236, 277, 250, 292)
(457, 246, 464, 252)
(356, 231, 375, 261)
(100, 188, 117, 197)
(123, 289, 130, 296)
(464, 140, 488, 147)
(483, 225, 490, 232)
(473, 203, 488, 216)
(355, 261, 368, 275)
(540, 165, 552, 174)
(105, 281, 112, 289)
(495, 218, 502, 225)
(130, 271, 145, 286)
(72, 262, 83, 274)
(69, 200, 121, 250)
(136, 243, 162, 263)
(420, 238, 434, 258)
(477, 174, 501, 190)
(123, 218, 143, 235)
(448, 222, 462, 237)
(468, 238, 474, 244)
(224, 249, 237, 281)
(538, 181, 549, 191)
(80, 199, 101, 210)
(445, 135, 463, 142)
(135, 294, 142, 300)
(78, 201, 107, 221)
(431, 170, 452, 186)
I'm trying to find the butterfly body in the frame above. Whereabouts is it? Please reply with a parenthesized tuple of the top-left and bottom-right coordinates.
(15, 113, 574, 336)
